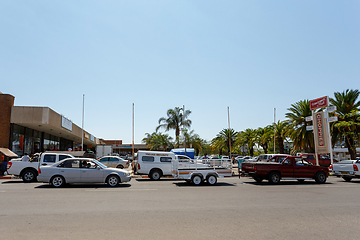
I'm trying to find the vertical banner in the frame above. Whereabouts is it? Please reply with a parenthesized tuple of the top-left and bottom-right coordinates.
(313, 111, 330, 153)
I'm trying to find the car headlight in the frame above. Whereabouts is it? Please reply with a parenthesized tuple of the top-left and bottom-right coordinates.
(125, 172, 130, 176)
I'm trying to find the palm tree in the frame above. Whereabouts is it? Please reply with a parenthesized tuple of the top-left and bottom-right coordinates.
(156, 107, 191, 146)
(286, 100, 315, 153)
(256, 125, 273, 154)
(273, 120, 289, 154)
(330, 89, 360, 159)
(142, 132, 173, 151)
(211, 128, 237, 156)
(181, 130, 204, 156)
(236, 129, 257, 156)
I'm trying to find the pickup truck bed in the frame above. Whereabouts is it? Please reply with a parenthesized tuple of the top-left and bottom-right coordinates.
(331, 160, 360, 181)
(241, 156, 329, 184)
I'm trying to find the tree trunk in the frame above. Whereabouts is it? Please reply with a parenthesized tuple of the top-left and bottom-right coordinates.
(345, 136, 356, 160)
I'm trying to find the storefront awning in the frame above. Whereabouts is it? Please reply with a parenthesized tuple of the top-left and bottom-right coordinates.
(0, 148, 18, 157)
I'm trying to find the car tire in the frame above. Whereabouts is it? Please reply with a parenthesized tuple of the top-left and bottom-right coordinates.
(206, 175, 217, 185)
(342, 176, 352, 182)
(149, 170, 161, 181)
(107, 175, 120, 187)
(268, 172, 281, 184)
(50, 175, 65, 188)
(297, 179, 305, 183)
(116, 165, 124, 169)
(192, 175, 202, 185)
(254, 177, 263, 183)
(22, 170, 37, 183)
(315, 171, 327, 184)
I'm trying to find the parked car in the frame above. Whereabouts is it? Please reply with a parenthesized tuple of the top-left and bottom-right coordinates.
(7, 152, 74, 182)
(37, 158, 131, 187)
(98, 156, 129, 169)
(240, 156, 329, 184)
(330, 159, 360, 182)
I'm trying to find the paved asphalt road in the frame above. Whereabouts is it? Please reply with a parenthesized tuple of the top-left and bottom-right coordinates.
(1, 175, 359, 240)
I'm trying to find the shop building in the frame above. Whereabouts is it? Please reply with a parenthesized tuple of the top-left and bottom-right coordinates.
(0, 93, 99, 158)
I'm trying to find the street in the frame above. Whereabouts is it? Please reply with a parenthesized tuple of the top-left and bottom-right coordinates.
(1, 175, 359, 240)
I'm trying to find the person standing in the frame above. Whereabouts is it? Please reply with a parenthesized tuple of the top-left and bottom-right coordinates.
(21, 153, 30, 162)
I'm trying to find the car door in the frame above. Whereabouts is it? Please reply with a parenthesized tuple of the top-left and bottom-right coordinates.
(80, 161, 104, 183)
(57, 159, 81, 183)
(108, 157, 118, 168)
(294, 158, 315, 178)
(99, 157, 110, 167)
(280, 158, 294, 178)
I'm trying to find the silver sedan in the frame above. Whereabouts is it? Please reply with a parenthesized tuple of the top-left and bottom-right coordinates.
(37, 158, 131, 187)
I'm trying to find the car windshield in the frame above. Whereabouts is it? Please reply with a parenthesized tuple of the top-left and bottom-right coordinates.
(93, 159, 107, 168)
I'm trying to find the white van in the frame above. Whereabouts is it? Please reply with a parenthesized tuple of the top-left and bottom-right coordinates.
(136, 151, 176, 180)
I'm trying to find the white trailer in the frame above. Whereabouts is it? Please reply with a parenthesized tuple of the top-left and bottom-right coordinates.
(96, 145, 113, 159)
(171, 158, 233, 185)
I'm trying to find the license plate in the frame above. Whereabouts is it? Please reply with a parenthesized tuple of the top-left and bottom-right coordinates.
(341, 171, 348, 174)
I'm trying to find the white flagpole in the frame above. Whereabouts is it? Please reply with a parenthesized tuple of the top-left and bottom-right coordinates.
(228, 106, 231, 158)
(82, 94, 85, 151)
(274, 108, 276, 154)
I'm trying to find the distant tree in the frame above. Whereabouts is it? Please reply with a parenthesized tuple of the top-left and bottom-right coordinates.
(273, 120, 289, 154)
(255, 125, 273, 154)
(286, 100, 315, 153)
(180, 130, 204, 156)
(330, 89, 360, 159)
(142, 132, 173, 151)
(211, 128, 237, 156)
(156, 107, 191, 146)
(236, 129, 257, 156)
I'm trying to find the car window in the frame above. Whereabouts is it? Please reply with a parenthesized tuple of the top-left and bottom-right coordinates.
(59, 155, 71, 161)
(142, 156, 154, 162)
(283, 159, 293, 166)
(43, 154, 56, 163)
(58, 160, 80, 168)
(109, 157, 117, 162)
(99, 157, 108, 162)
(160, 157, 172, 162)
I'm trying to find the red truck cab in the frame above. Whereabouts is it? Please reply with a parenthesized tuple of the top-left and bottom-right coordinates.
(241, 156, 329, 184)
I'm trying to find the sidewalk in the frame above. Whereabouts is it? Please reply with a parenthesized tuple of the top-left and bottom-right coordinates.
(0, 174, 13, 179)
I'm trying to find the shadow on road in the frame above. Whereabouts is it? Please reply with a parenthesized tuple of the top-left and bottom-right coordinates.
(241, 178, 335, 186)
(173, 182, 236, 187)
(34, 183, 132, 189)
(135, 178, 178, 182)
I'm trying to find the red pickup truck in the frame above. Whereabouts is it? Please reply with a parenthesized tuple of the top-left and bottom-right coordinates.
(240, 156, 329, 184)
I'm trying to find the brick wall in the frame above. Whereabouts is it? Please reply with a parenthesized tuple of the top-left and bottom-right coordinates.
(0, 94, 15, 148)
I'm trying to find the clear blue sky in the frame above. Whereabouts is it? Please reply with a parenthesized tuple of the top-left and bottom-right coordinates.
(1, 1, 359, 144)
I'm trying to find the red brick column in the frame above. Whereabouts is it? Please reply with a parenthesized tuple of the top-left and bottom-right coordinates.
(0, 93, 15, 148)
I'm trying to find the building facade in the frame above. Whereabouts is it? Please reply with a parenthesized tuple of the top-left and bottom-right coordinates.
(0, 93, 99, 158)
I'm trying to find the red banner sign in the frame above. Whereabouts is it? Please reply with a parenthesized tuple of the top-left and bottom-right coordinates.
(313, 112, 330, 153)
(310, 96, 329, 110)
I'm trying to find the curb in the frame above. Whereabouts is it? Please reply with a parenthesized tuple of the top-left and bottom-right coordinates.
(0, 175, 13, 179)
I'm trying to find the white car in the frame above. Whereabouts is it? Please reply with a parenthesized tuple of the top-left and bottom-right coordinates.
(98, 156, 129, 169)
(37, 158, 131, 187)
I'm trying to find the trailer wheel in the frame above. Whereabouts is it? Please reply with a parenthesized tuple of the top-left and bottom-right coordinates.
(206, 175, 217, 185)
(192, 175, 202, 185)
